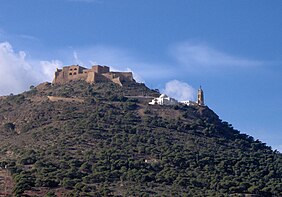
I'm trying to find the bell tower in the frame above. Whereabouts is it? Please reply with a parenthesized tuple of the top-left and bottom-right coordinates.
(197, 86, 204, 106)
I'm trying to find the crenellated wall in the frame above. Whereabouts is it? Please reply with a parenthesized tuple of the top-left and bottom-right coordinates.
(52, 65, 134, 86)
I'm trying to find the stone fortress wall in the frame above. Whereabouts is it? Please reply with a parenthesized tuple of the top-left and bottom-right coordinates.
(52, 65, 134, 86)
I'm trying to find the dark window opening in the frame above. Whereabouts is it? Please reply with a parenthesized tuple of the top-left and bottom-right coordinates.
(69, 73, 72, 75)
(74, 68, 78, 70)
(73, 72, 77, 75)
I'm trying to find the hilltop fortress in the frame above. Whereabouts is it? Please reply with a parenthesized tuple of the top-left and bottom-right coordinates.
(52, 65, 134, 86)
(52, 64, 205, 107)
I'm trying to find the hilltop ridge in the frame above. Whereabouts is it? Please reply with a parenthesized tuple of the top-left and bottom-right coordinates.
(0, 79, 281, 196)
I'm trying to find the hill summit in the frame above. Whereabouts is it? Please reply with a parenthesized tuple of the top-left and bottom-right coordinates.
(0, 66, 281, 196)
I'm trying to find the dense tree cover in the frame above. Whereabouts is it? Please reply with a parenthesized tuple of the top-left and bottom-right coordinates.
(0, 81, 281, 196)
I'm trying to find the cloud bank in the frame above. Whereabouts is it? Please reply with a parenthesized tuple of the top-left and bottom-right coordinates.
(0, 42, 61, 95)
(40, 60, 63, 81)
(0, 42, 150, 96)
(163, 80, 196, 101)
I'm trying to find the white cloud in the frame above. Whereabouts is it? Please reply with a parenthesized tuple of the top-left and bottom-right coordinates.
(0, 42, 61, 95)
(171, 42, 263, 73)
(125, 68, 144, 83)
(0, 42, 171, 96)
(163, 80, 196, 101)
(40, 60, 63, 81)
(0, 42, 35, 95)
(73, 51, 84, 66)
(63, 45, 137, 67)
(0, 29, 4, 38)
(18, 34, 39, 42)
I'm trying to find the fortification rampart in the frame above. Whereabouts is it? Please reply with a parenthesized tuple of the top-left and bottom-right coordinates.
(52, 65, 134, 86)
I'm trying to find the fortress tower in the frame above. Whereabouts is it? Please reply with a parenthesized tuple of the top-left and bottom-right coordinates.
(197, 86, 204, 106)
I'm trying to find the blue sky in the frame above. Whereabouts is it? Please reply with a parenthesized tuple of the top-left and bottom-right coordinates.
(0, 0, 281, 151)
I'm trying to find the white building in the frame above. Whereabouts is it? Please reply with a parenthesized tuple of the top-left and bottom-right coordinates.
(179, 100, 197, 106)
(149, 87, 205, 107)
(149, 94, 178, 106)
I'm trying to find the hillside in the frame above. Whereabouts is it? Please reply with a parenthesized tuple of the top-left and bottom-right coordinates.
(0, 80, 281, 196)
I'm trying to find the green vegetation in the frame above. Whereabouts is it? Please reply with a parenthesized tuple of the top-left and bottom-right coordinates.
(0, 81, 281, 196)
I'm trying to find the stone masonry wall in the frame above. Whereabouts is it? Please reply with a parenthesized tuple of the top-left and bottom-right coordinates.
(52, 65, 134, 86)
